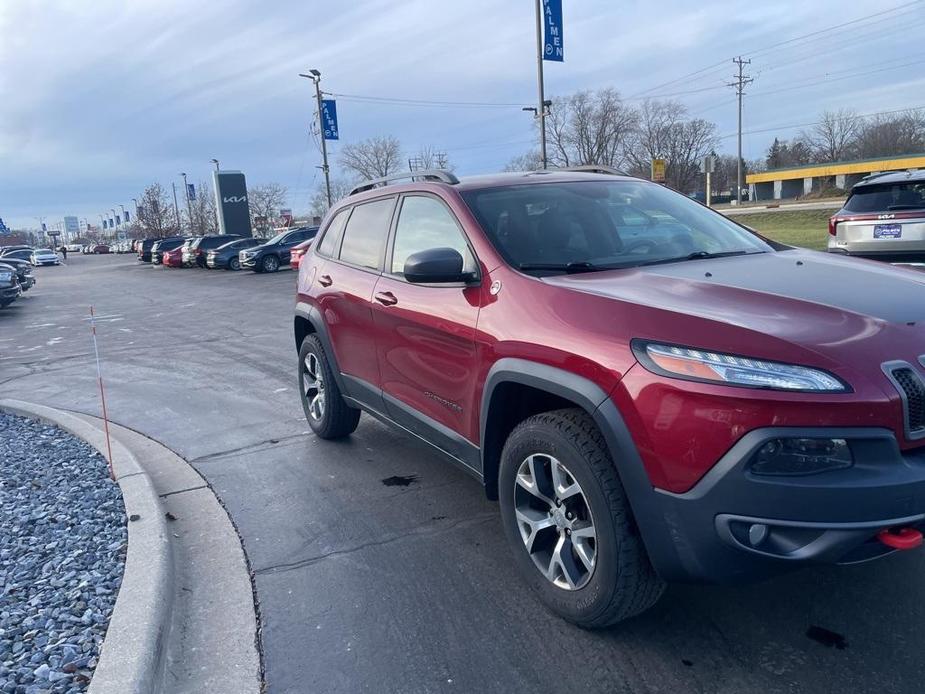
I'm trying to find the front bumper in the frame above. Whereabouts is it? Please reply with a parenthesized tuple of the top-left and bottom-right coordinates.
(240, 254, 258, 268)
(1, 285, 19, 302)
(622, 424, 925, 584)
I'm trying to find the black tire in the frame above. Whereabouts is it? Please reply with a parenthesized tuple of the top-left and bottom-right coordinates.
(261, 255, 279, 273)
(298, 334, 360, 439)
(228, 257, 240, 271)
(498, 408, 665, 628)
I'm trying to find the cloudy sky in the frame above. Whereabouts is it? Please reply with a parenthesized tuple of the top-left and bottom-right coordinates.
(1, 0, 923, 229)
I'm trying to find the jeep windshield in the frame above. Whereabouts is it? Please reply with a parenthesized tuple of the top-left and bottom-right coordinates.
(844, 181, 925, 212)
(461, 180, 772, 275)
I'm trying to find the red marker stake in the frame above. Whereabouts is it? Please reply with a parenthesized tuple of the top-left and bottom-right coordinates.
(89, 306, 115, 481)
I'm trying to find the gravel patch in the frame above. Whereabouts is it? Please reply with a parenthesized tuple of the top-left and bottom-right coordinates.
(0, 412, 126, 694)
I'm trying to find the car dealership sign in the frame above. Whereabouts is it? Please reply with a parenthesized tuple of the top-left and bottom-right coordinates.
(213, 170, 253, 237)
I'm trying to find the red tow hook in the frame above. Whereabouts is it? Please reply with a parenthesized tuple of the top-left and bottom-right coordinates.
(877, 527, 924, 551)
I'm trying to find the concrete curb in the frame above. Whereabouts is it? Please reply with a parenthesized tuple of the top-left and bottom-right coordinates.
(0, 399, 173, 694)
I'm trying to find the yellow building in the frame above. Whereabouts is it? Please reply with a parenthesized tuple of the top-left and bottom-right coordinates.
(746, 154, 925, 201)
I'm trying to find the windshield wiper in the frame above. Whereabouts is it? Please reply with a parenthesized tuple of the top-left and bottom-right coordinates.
(635, 250, 763, 268)
(517, 262, 602, 274)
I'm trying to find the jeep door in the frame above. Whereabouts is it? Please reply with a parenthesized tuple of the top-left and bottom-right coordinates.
(371, 194, 481, 470)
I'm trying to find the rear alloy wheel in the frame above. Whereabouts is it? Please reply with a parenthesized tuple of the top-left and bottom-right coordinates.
(499, 408, 665, 628)
(228, 257, 240, 271)
(299, 335, 360, 439)
(262, 255, 279, 273)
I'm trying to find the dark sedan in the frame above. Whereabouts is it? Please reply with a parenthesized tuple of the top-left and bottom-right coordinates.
(0, 258, 35, 291)
(184, 234, 245, 268)
(0, 264, 21, 307)
(239, 227, 317, 273)
(206, 237, 261, 270)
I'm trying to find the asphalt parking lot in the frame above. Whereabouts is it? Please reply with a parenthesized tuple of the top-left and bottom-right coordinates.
(3, 253, 925, 694)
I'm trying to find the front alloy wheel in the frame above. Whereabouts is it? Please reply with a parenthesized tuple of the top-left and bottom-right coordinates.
(515, 454, 596, 590)
(499, 408, 665, 627)
(228, 257, 240, 271)
(262, 255, 279, 273)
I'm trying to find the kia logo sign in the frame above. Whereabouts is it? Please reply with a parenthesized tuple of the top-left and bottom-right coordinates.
(223, 195, 247, 203)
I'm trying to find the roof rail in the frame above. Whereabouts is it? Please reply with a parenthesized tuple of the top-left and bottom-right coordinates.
(550, 165, 627, 176)
(349, 169, 459, 196)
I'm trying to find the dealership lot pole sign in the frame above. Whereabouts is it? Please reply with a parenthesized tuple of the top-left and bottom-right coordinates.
(543, 0, 563, 61)
(321, 99, 339, 140)
(213, 170, 253, 237)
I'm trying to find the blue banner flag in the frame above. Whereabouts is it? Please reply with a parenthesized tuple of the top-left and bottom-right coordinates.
(187, 183, 196, 201)
(124, 210, 130, 222)
(115, 215, 121, 225)
(41, 222, 47, 232)
(543, 0, 563, 62)
(103, 220, 108, 229)
(321, 99, 339, 140)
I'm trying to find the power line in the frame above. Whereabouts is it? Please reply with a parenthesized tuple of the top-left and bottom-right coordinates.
(717, 104, 925, 141)
(626, 1, 922, 99)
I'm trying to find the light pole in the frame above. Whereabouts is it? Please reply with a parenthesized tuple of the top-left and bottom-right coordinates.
(210, 158, 220, 172)
(180, 172, 195, 235)
(299, 69, 332, 208)
(171, 183, 181, 233)
(534, 0, 548, 169)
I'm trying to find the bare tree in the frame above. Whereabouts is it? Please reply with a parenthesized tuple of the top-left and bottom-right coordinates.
(247, 183, 288, 226)
(310, 177, 358, 217)
(503, 150, 544, 172)
(545, 88, 638, 169)
(625, 99, 719, 192)
(138, 182, 177, 238)
(186, 180, 217, 235)
(854, 110, 925, 159)
(340, 136, 402, 179)
(800, 109, 860, 163)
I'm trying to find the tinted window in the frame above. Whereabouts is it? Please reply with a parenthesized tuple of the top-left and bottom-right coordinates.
(390, 196, 476, 275)
(845, 182, 925, 212)
(316, 209, 350, 258)
(461, 180, 771, 274)
(338, 198, 394, 269)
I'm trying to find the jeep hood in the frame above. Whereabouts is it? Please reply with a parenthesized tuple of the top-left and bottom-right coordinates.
(541, 248, 925, 369)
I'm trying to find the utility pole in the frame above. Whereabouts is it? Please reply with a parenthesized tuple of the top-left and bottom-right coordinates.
(534, 0, 547, 169)
(181, 172, 194, 235)
(299, 70, 332, 208)
(171, 182, 182, 233)
(728, 56, 753, 205)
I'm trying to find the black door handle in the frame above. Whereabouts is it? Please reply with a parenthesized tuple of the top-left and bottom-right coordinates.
(318, 274, 333, 287)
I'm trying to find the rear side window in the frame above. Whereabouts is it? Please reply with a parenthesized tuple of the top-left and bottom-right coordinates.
(316, 209, 350, 257)
(338, 198, 395, 269)
(845, 182, 925, 212)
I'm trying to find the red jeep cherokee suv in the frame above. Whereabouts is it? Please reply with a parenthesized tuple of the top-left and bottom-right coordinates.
(294, 168, 925, 627)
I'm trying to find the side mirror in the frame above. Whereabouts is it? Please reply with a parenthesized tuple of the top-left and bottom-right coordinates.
(404, 247, 470, 284)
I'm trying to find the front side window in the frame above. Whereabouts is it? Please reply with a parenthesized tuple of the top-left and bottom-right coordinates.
(461, 180, 772, 274)
(338, 198, 395, 269)
(390, 196, 476, 275)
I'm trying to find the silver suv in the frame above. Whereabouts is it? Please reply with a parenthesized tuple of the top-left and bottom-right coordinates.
(828, 170, 925, 259)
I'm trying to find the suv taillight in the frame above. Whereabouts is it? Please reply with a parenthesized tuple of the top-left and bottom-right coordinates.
(828, 217, 839, 236)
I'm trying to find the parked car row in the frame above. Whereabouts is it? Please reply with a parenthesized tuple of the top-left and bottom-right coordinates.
(133, 227, 318, 273)
(1, 245, 61, 266)
(0, 245, 41, 309)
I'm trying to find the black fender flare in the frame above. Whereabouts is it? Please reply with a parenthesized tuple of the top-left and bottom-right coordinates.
(479, 358, 678, 579)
